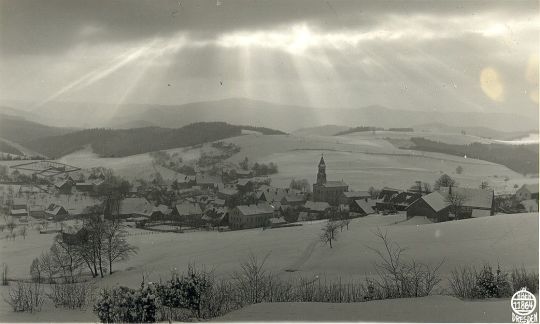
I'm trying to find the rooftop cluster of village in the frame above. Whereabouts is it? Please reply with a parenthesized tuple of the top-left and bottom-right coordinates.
(0, 147, 538, 234)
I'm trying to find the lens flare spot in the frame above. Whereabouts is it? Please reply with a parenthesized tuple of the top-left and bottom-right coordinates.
(480, 67, 504, 101)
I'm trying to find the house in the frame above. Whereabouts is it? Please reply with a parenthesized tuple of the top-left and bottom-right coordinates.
(54, 180, 73, 194)
(406, 191, 450, 222)
(173, 201, 203, 225)
(202, 207, 228, 227)
(257, 187, 299, 204)
(515, 184, 539, 201)
(75, 182, 95, 192)
(438, 187, 495, 218)
(375, 187, 401, 211)
(29, 205, 46, 218)
(350, 199, 375, 216)
(520, 199, 539, 212)
(312, 156, 349, 205)
(149, 204, 172, 220)
(340, 191, 371, 205)
(391, 191, 422, 211)
(303, 200, 331, 219)
(195, 175, 222, 190)
(280, 194, 306, 207)
(234, 169, 253, 179)
(229, 203, 274, 230)
(118, 197, 153, 218)
(236, 178, 254, 191)
(217, 187, 239, 200)
(10, 198, 27, 216)
(45, 203, 69, 221)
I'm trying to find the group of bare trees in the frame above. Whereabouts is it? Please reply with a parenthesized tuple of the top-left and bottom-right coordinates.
(30, 216, 137, 283)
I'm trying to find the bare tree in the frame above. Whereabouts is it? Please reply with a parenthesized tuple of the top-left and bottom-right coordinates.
(423, 183, 432, 194)
(434, 174, 457, 190)
(446, 191, 468, 220)
(103, 220, 138, 274)
(232, 252, 271, 304)
(320, 221, 339, 248)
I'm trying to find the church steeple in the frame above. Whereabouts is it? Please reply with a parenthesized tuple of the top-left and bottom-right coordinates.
(317, 154, 327, 185)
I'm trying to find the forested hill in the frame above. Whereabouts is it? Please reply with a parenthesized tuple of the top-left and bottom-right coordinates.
(23, 122, 286, 158)
(408, 137, 539, 175)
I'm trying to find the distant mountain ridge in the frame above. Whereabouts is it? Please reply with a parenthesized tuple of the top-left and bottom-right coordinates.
(1, 97, 537, 133)
(20, 122, 285, 158)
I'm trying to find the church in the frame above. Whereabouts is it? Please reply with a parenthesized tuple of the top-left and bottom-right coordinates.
(312, 155, 349, 206)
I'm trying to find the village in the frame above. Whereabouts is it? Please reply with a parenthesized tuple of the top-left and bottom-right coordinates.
(0, 145, 537, 238)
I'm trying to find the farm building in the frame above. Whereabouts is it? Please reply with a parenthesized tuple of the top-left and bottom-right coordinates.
(149, 204, 172, 220)
(257, 187, 300, 204)
(173, 201, 203, 225)
(195, 174, 222, 190)
(340, 191, 371, 205)
(391, 191, 422, 211)
(312, 156, 349, 206)
(28, 205, 45, 218)
(118, 197, 153, 218)
(75, 182, 95, 192)
(280, 194, 306, 207)
(54, 180, 73, 194)
(202, 207, 228, 227)
(303, 200, 331, 219)
(375, 187, 401, 211)
(515, 183, 539, 201)
(438, 187, 495, 218)
(10, 197, 27, 216)
(406, 191, 450, 222)
(45, 203, 69, 221)
(350, 199, 375, 216)
(217, 186, 239, 200)
(229, 203, 274, 230)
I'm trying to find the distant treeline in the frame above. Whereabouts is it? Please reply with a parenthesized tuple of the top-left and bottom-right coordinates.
(334, 126, 413, 136)
(408, 137, 539, 175)
(23, 122, 286, 158)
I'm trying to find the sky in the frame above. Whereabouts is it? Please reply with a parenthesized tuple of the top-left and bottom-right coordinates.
(0, 0, 538, 117)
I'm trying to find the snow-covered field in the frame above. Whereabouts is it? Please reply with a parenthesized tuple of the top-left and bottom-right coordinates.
(215, 294, 538, 322)
(1, 213, 537, 322)
(220, 134, 532, 193)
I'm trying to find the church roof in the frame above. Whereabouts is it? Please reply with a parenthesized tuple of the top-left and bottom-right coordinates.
(319, 155, 325, 166)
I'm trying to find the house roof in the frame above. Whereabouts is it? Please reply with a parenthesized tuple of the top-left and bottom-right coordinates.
(237, 178, 253, 186)
(153, 204, 172, 215)
(282, 194, 305, 203)
(236, 203, 274, 216)
(438, 187, 493, 209)
(196, 175, 222, 185)
(304, 201, 330, 212)
(175, 202, 202, 216)
(342, 191, 370, 198)
(28, 205, 44, 212)
(10, 209, 27, 215)
(321, 180, 348, 188)
(45, 204, 67, 216)
(54, 180, 71, 189)
(12, 197, 26, 206)
(119, 197, 153, 216)
(353, 200, 375, 214)
(521, 184, 539, 194)
(257, 188, 291, 202)
(419, 191, 449, 212)
(219, 187, 238, 196)
(213, 198, 226, 206)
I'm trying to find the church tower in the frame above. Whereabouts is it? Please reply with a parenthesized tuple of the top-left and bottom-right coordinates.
(316, 155, 327, 185)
